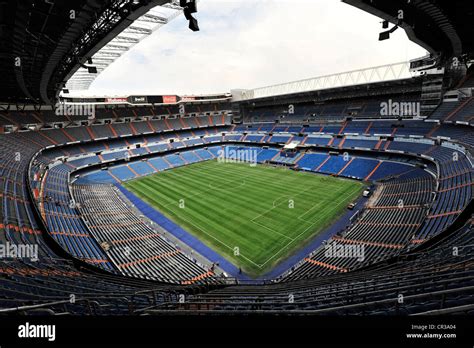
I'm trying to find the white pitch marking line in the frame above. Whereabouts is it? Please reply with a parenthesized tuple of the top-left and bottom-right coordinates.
(156, 173, 246, 209)
(297, 184, 348, 223)
(251, 181, 326, 224)
(158, 161, 284, 212)
(258, 185, 363, 268)
(250, 219, 295, 241)
(158, 205, 262, 268)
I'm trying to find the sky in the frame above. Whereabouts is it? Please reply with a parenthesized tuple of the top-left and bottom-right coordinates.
(76, 0, 427, 97)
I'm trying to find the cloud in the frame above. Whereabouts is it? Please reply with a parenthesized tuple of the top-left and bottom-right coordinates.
(78, 0, 426, 96)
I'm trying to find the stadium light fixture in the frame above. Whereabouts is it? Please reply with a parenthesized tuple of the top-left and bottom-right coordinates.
(183, 7, 193, 20)
(378, 25, 398, 41)
(189, 16, 199, 32)
(379, 31, 390, 41)
(77, 58, 98, 74)
(186, 1, 197, 13)
(182, 0, 199, 32)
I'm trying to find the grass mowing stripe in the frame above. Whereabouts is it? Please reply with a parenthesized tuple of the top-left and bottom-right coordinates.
(155, 164, 352, 246)
(124, 160, 364, 277)
(259, 184, 363, 267)
(130, 163, 352, 266)
(154, 164, 308, 243)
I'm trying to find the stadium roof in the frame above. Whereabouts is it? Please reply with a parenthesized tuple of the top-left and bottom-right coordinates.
(236, 61, 418, 101)
(65, 1, 185, 92)
(3, 1, 471, 106)
(238, 76, 423, 107)
(0, 0, 172, 106)
(343, 0, 474, 60)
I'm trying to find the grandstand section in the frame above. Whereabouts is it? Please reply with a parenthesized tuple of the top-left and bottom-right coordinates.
(18, 115, 471, 285)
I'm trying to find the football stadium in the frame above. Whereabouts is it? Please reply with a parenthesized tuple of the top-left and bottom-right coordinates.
(0, 0, 473, 345)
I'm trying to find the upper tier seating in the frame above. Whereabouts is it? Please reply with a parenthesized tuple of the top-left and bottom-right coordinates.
(0, 103, 232, 127)
(245, 96, 422, 123)
(429, 97, 474, 123)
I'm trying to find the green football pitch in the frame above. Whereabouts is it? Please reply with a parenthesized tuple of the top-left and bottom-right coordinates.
(124, 160, 364, 277)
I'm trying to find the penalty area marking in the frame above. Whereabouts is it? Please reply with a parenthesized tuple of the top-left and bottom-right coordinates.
(157, 206, 262, 268)
(258, 185, 363, 268)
